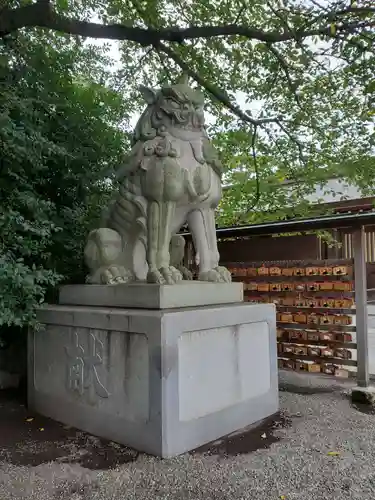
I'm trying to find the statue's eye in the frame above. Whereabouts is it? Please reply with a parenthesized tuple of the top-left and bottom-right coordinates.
(166, 98, 180, 109)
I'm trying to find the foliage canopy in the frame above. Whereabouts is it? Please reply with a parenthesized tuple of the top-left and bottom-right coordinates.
(0, 0, 375, 327)
(2, 0, 374, 224)
(0, 22, 128, 327)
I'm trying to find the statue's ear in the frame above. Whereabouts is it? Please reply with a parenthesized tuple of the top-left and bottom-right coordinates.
(138, 85, 157, 105)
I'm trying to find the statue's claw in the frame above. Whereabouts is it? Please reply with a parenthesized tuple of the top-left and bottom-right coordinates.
(147, 266, 183, 285)
(199, 266, 232, 283)
(178, 265, 193, 281)
(92, 265, 135, 285)
(216, 266, 232, 282)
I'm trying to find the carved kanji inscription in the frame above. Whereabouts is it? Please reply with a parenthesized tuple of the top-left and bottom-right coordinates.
(65, 329, 109, 399)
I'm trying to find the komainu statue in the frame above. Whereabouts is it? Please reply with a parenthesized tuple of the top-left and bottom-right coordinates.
(84, 76, 231, 285)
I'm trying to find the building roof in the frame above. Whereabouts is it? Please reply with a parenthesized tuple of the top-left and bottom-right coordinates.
(180, 209, 375, 239)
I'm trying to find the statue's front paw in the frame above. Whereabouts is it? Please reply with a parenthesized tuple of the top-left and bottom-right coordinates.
(147, 266, 183, 285)
(199, 266, 232, 283)
(88, 265, 135, 285)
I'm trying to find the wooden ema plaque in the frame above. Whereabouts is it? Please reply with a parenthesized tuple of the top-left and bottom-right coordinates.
(228, 259, 356, 378)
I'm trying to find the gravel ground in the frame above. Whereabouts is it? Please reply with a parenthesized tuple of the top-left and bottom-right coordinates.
(1, 372, 375, 500)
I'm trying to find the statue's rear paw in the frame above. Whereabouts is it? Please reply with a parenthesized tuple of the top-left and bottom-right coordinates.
(87, 265, 135, 285)
(179, 266, 193, 281)
(169, 266, 183, 283)
(147, 266, 183, 285)
(215, 266, 232, 283)
(199, 266, 232, 283)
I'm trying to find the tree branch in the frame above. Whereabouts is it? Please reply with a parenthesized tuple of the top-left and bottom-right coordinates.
(1, 2, 374, 45)
(158, 41, 308, 178)
(157, 41, 317, 169)
(266, 43, 303, 110)
(157, 42, 280, 127)
(233, 2, 248, 25)
(155, 48, 173, 84)
(234, 124, 261, 223)
(276, 121, 306, 165)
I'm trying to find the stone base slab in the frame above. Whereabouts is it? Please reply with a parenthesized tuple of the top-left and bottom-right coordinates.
(29, 302, 278, 457)
(59, 281, 243, 309)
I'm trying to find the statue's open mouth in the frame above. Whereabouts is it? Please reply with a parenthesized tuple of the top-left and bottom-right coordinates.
(179, 123, 203, 131)
(174, 115, 204, 131)
(164, 109, 204, 130)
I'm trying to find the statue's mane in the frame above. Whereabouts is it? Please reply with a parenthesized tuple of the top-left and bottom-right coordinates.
(132, 105, 158, 145)
(132, 83, 205, 145)
(128, 82, 222, 178)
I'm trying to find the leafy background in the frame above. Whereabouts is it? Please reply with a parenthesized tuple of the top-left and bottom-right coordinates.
(0, 19, 128, 333)
(0, 0, 374, 337)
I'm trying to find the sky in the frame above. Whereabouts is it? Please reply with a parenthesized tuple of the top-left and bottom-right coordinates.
(86, 0, 333, 128)
(82, 2, 373, 197)
(85, 37, 256, 127)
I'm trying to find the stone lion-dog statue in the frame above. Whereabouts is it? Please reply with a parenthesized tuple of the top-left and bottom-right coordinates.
(84, 76, 231, 285)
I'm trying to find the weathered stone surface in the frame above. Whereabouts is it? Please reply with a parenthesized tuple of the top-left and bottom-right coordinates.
(29, 302, 278, 457)
(59, 281, 243, 309)
(83, 77, 231, 286)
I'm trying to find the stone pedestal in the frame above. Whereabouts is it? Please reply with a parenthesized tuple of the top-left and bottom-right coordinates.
(59, 281, 244, 309)
(28, 284, 278, 458)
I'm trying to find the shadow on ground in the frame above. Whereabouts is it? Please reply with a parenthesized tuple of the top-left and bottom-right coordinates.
(0, 387, 293, 468)
(279, 383, 334, 395)
(0, 388, 138, 470)
(192, 413, 291, 458)
(350, 401, 375, 415)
